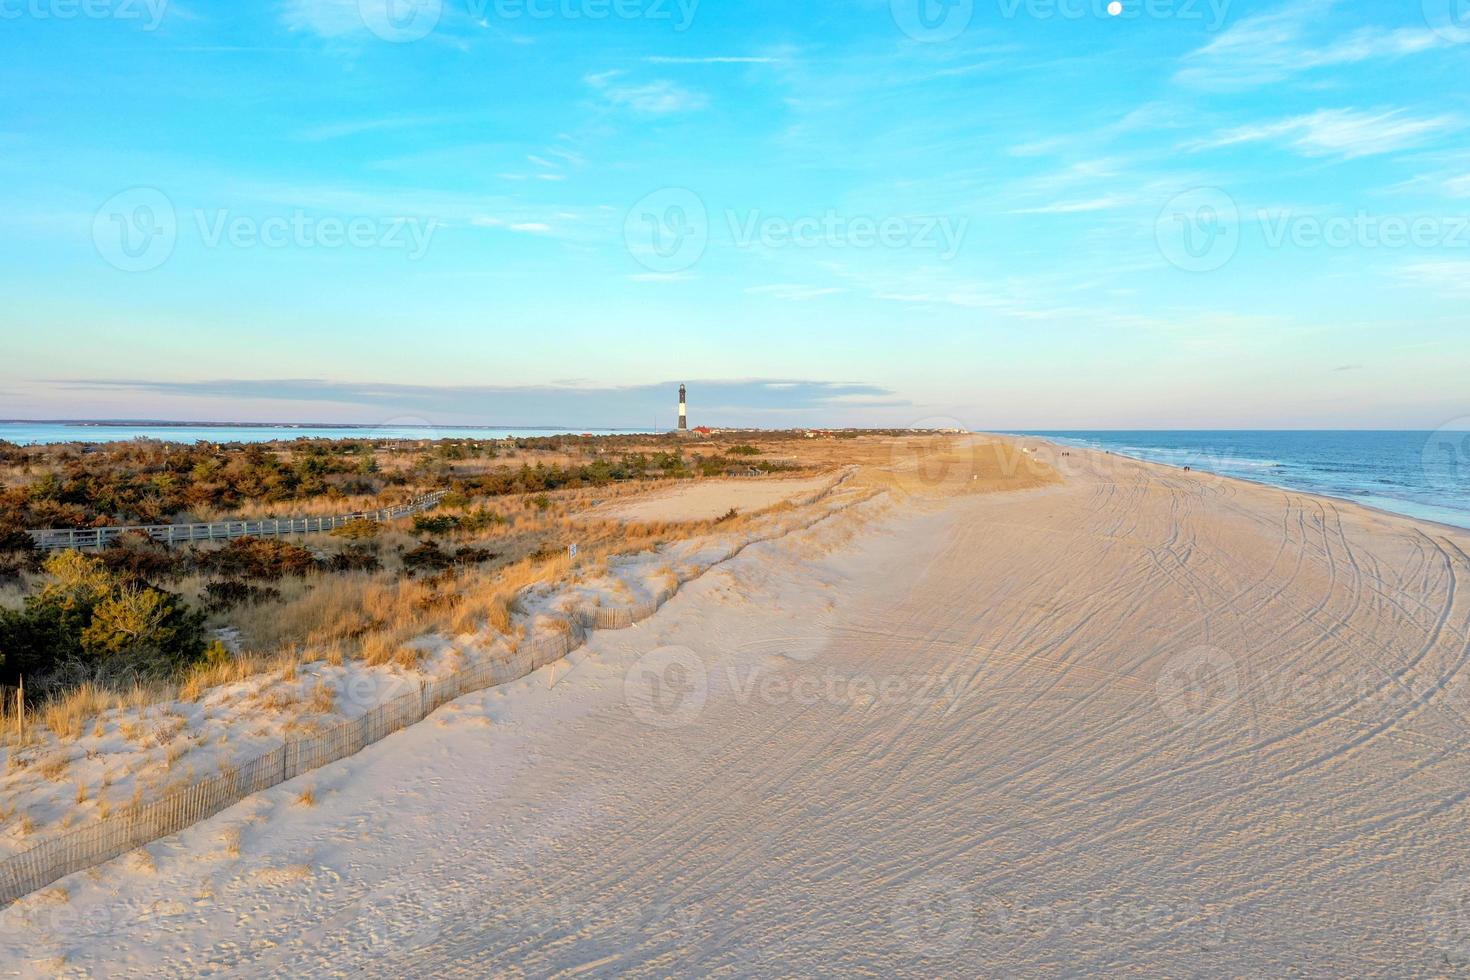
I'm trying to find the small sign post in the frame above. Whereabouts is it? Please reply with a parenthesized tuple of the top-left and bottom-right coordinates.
(568, 543, 579, 562)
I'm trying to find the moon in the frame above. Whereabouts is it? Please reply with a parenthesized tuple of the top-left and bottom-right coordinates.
(1108, 0, 1122, 13)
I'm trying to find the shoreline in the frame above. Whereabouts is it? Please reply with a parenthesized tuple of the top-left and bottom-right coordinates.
(998, 432, 1470, 536)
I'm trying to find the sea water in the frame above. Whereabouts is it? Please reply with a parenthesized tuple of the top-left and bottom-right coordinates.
(1016, 430, 1470, 531)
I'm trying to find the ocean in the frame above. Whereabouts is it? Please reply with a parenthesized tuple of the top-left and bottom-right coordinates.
(0, 422, 652, 446)
(1014, 430, 1470, 531)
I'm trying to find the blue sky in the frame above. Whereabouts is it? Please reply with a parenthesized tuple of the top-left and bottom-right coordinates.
(2, 0, 1468, 428)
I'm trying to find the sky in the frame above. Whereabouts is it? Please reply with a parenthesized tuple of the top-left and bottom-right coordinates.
(2, 0, 1468, 429)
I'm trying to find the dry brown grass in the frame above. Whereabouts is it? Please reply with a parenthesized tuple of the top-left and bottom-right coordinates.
(5, 434, 940, 752)
(308, 682, 335, 715)
(37, 754, 69, 781)
(296, 786, 316, 807)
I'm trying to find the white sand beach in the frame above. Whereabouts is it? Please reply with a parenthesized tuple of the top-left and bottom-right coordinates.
(4, 438, 1469, 976)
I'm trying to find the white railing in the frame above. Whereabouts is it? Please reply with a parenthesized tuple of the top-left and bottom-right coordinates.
(25, 492, 446, 552)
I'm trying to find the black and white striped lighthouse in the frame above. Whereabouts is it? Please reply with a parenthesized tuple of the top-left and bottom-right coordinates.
(678, 384, 688, 431)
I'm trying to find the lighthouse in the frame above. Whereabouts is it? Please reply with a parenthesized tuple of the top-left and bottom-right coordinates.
(678, 384, 688, 432)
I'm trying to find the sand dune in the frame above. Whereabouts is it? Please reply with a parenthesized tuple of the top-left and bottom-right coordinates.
(6, 438, 1469, 975)
(587, 474, 836, 523)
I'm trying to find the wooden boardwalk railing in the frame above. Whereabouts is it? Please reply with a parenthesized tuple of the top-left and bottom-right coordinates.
(25, 492, 446, 552)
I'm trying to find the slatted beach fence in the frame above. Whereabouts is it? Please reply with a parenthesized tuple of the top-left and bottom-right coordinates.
(25, 492, 447, 552)
(0, 468, 868, 905)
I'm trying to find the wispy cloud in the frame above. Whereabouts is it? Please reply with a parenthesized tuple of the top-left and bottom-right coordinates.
(1396, 260, 1470, 297)
(585, 71, 707, 115)
(643, 56, 781, 65)
(298, 115, 470, 142)
(279, 0, 365, 39)
(1175, 3, 1445, 90)
(1187, 109, 1457, 160)
(1008, 196, 1130, 215)
(744, 284, 844, 301)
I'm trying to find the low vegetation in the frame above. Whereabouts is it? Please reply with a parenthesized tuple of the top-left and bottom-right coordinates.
(0, 431, 838, 730)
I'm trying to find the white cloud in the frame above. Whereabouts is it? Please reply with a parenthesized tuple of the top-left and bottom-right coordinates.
(1175, 4, 1445, 90)
(1008, 196, 1130, 215)
(280, 0, 365, 39)
(643, 56, 780, 65)
(1188, 109, 1457, 160)
(585, 71, 707, 115)
(1396, 260, 1470, 297)
(744, 284, 844, 301)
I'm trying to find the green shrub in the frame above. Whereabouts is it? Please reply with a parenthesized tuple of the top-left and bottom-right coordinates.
(327, 546, 382, 574)
(412, 514, 460, 535)
(400, 541, 453, 572)
(0, 552, 207, 688)
(460, 508, 507, 532)
(201, 579, 282, 613)
(100, 531, 183, 580)
(201, 537, 319, 580)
